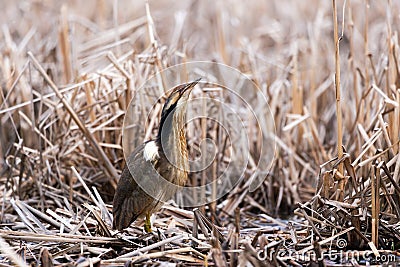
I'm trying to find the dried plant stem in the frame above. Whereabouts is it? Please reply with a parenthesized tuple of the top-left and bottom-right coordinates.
(364, 0, 370, 124)
(59, 5, 72, 83)
(292, 42, 303, 144)
(371, 164, 380, 246)
(332, 0, 344, 201)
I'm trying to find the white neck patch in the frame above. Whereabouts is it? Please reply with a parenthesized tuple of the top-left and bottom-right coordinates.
(143, 141, 159, 162)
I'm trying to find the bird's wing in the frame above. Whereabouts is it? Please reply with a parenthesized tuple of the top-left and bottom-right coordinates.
(112, 143, 157, 230)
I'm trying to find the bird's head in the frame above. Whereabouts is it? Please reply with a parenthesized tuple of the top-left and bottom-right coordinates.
(157, 78, 200, 143)
(160, 79, 200, 122)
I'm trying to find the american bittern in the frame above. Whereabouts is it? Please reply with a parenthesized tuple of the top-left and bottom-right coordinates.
(112, 79, 200, 232)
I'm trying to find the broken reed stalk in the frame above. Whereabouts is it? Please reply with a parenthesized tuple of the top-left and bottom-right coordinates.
(332, 0, 344, 201)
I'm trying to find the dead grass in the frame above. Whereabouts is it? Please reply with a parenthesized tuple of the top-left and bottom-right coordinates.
(0, 0, 399, 266)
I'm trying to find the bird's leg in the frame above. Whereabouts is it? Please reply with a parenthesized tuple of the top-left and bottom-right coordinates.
(144, 212, 152, 233)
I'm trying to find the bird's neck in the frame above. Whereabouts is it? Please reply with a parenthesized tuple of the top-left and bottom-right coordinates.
(157, 110, 189, 172)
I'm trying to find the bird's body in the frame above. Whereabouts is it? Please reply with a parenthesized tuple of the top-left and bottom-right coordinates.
(112, 80, 199, 231)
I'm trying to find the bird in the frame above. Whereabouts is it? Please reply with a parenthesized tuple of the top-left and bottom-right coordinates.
(112, 79, 200, 232)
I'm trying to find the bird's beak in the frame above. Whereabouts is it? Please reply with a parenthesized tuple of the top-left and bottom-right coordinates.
(181, 78, 201, 95)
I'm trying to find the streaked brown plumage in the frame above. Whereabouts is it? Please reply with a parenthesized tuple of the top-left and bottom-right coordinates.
(112, 79, 199, 231)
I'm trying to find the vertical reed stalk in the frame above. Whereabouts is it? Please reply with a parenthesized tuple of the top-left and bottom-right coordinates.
(371, 164, 380, 246)
(364, 1, 370, 124)
(292, 43, 303, 144)
(332, 0, 344, 201)
(59, 5, 72, 83)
